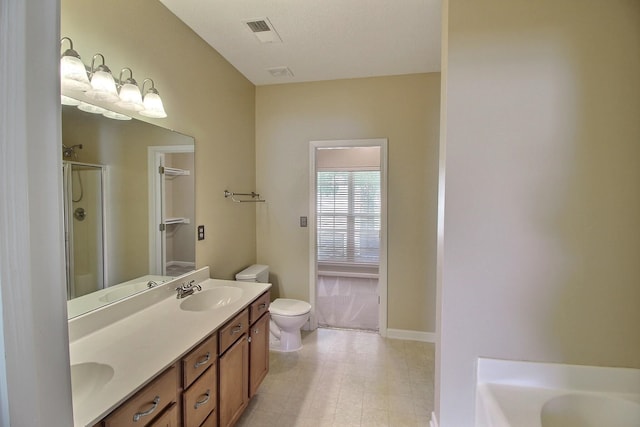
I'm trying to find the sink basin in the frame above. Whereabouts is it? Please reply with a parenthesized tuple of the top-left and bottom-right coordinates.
(180, 286, 243, 312)
(70, 362, 114, 404)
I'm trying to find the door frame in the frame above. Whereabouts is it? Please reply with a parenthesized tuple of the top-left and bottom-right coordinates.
(308, 138, 388, 337)
(147, 145, 195, 275)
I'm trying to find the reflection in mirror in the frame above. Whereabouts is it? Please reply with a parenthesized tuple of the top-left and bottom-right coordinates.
(63, 103, 195, 318)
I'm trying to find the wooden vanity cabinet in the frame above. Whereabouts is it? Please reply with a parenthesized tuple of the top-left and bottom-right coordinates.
(96, 290, 271, 427)
(102, 364, 178, 427)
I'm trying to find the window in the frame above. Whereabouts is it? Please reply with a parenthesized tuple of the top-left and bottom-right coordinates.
(316, 170, 380, 264)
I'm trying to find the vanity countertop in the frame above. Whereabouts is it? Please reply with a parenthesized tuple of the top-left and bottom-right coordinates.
(68, 276, 271, 427)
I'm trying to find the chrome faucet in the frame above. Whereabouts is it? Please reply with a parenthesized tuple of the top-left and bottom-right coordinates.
(147, 280, 160, 288)
(175, 280, 202, 299)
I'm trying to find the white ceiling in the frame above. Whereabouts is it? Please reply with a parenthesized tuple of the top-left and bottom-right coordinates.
(159, 0, 441, 86)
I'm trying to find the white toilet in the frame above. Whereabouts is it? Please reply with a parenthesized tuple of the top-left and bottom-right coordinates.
(235, 265, 311, 352)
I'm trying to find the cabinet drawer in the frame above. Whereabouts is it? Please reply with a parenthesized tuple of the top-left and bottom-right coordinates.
(183, 333, 217, 388)
(249, 291, 270, 324)
(103, 364, 178, 427)
(201, 409, 218, 427)
(148, 402, 178, 427)
(183, 364, 216, 427)
(218, 309, 249, 354)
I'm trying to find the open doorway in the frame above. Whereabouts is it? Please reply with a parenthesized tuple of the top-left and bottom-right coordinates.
(148, 145, 196, 276)
(309, 139, 388, 335)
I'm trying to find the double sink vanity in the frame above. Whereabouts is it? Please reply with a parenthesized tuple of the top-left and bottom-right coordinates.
(68, 267, 271, 427)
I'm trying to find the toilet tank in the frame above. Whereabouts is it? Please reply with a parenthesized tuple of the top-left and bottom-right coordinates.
(235, 264, 269, 283)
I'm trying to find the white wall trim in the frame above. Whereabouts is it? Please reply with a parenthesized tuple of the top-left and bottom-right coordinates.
(387, 328, 436, 343)
(0, 0, 74, 425)
(430, 411, 440, 427)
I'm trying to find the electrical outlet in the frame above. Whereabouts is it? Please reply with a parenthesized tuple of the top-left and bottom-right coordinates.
(197, 225, 205, 240)
(300, 216, 308, 227)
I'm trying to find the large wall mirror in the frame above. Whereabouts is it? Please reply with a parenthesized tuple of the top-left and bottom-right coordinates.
(63, 103, 195, 318)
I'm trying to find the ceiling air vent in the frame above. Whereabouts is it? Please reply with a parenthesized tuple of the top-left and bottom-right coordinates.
(246, 20, 270, 33)
(267, 66, 294, 78)
(243, 17, 282, 43)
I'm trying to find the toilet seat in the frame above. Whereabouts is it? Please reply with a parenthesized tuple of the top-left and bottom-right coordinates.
(270, 298, 311, 317)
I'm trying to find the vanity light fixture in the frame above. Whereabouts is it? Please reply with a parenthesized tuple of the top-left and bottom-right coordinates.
(116, 68, 144, 111)
(86, 54, 119, 103)
(60, 37, 92, 91)
(59, 37, 167, 118)
(139, 78, 167, 118)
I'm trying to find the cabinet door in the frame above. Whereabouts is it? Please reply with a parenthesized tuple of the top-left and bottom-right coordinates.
(249, 313, 270, 398)
(218, 335, 249, 427)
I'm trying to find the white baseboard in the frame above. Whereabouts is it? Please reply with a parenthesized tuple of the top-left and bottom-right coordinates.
(387, 328, 436, 342)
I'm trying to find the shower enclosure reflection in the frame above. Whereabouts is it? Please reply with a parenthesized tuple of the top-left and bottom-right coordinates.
(63, 161, 106, 299)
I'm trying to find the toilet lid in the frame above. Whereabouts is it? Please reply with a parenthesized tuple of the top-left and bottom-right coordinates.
(270, 298, 311, 316)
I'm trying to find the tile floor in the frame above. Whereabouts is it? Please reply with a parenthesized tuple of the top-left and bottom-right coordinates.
(236, 328, 435, 427)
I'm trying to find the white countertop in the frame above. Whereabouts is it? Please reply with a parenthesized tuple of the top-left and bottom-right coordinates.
(68, 274, 271, 427)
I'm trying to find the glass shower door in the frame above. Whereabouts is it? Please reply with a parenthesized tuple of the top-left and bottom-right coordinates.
(63, 162, 106, 299)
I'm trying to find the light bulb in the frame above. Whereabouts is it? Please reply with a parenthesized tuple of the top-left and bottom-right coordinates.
(116, 82, 144, 111)
(140, 91, 167, 118)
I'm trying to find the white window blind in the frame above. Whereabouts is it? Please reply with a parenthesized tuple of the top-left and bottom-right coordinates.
(317, 171, 380, 264)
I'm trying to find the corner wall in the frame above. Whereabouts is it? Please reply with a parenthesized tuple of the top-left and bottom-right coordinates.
(438, 1, 640, 425)
(61, 0, 257, 279)
(256, 74, 440, 333)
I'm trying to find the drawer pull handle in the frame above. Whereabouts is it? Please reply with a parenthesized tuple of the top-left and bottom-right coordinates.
(133, 396, 160, 422)
(230, 324, 243, 335)
(194, 390, 211, 409)
(194, 351, 211, 369)
(254, 328, 259, 334)
(258, 303, 267, 310)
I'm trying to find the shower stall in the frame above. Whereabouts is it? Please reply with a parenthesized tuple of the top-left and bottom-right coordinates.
(63, 161, 107, 299)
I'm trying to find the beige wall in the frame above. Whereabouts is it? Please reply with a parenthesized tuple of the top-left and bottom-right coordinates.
(438, 0, 640, 425)
(62, 0, 256, 280)
(256, 74, 441, 332)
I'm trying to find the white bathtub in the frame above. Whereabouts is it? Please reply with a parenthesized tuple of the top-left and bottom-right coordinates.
(475, 358, 640, 427)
